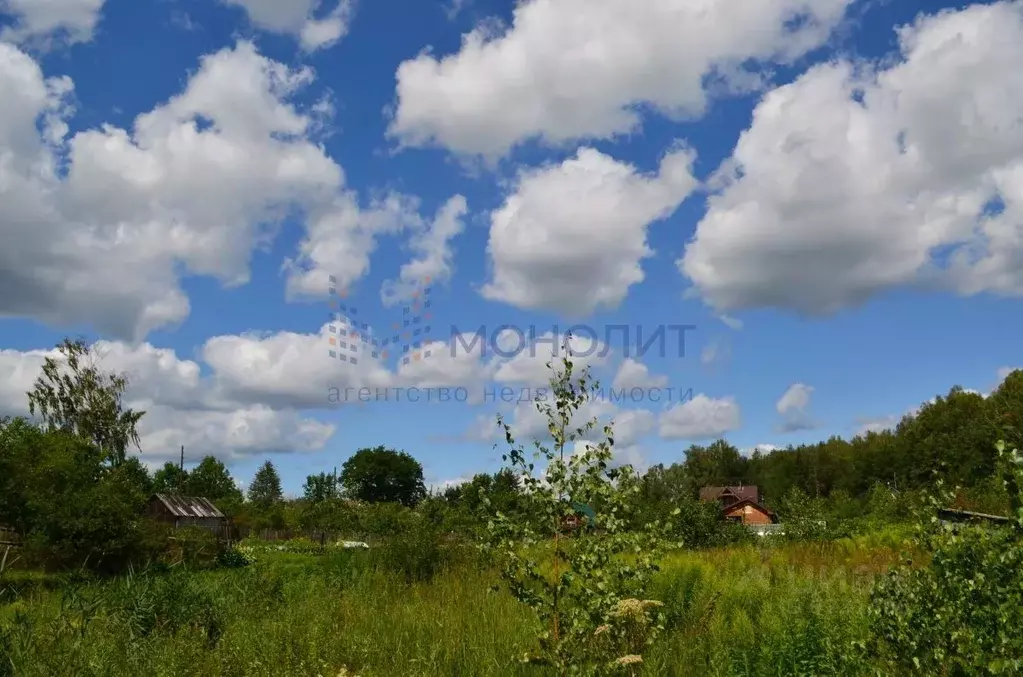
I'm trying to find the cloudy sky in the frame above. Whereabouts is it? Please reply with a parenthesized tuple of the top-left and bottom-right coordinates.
(1, 0, 1021, 493)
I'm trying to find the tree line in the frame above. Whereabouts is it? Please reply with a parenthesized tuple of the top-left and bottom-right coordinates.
(2, 337, 1020, 572)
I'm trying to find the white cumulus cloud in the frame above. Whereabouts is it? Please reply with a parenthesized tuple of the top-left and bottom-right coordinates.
(1, 0, 106, 48)
(680, 1, 1023, 315)
(658, 394, 740, 440)
(481, 146, 697, 315)
(390, 0, 854, 157)
(612, 358, 668, 391)
(219, 0, 354, 51)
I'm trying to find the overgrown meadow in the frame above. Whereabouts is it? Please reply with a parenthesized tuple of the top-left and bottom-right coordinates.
(3, 339, 1023, 675)
(2, 533, 908, 677)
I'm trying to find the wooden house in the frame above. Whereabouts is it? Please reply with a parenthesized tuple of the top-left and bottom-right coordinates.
(146, 493, 228, 530)
(562, 502, 597, 533)
(699, 485, 778, 526)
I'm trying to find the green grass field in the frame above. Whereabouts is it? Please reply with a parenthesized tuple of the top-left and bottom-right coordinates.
(0, 532, 910, 676)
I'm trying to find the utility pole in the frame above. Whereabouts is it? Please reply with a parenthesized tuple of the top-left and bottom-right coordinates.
(180, 445, 184, 471)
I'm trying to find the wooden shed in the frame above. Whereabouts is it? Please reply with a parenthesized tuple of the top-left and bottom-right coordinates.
(146, 493, 227, 529)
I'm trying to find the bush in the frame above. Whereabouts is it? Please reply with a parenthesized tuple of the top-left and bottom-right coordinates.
(356, 501, 409, 539)
(6, 426, 150, 574)
(868, 523, 1023, 673)
(159, 527, 223, 569)
(215, 547, 252, 568)
(373, 518, 450, 583)
(866, 440, 1023, 673)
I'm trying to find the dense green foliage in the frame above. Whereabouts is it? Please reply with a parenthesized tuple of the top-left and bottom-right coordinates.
(303, 470, 342, 503)
(866, 439, 1023, 674)
(340, 446, 427, 507)
(0, 417, 150, 573)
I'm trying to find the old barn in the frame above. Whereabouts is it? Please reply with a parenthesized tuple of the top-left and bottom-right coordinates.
(146, 493, 228, 530)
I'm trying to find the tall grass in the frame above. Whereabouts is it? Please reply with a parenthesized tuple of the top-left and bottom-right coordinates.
(1, 539, 899, 676)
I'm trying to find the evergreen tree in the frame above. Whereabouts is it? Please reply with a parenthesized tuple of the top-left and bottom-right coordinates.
(248, 460, 283, 508)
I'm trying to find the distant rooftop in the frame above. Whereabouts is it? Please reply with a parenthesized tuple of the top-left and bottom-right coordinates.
(151, 493, 225, 519)
(699, 486, 759, 503)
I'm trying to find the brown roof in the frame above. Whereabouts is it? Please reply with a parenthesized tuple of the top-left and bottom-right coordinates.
(699, 485, 759, 503)
(723, 498, 777, 518)
(151, 493, 225, 519)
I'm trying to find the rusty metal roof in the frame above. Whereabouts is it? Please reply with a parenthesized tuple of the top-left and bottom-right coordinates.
(152, 493, 225, 519)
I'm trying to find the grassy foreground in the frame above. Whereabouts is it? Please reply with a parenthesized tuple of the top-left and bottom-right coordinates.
(1, 533, 908, 677)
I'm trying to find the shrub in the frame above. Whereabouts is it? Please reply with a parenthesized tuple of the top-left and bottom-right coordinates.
(356, 501, 409, 539)
(373, 518, 450, 583)
(866, 440, 1023, 673)
(159, 527, 223, 569)
(215, 546, 252, 568)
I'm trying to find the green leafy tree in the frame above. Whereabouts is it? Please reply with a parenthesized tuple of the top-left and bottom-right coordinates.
(1, 420, 148, 572)
(153, 461, 189, 494)
(0, 417, 40, 534)
(186, 456, 243, 514)
(779, 486, 831, 541)
(248, 460, 283, 509)
(303, 470, 341, 503)
(457, 469, 523, 515)
(988, 369, 1023, 448)
(682, 439, 749, 495)
(485, 350, 676, 673)
(26, 338, 145, 466)
(340, 446, 426, 507)
(115, 455, 153, 496)
(895, 387, 995, 487)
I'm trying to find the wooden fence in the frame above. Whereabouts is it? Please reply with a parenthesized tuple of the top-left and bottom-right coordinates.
(174, 524, 341, 545)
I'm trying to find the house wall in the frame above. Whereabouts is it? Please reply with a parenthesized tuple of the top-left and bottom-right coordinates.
(176, 516, 227, 529)
(723, 504, 773, 525)
(145, 500, 176, 523)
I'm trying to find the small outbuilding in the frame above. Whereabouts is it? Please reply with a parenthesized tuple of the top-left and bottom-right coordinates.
(146, 493, 227, 530)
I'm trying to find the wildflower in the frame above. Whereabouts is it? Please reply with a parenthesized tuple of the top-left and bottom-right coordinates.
(615, 655, 643, 665)
(611, 598, 662, 620)
(594, 624, 610, 636)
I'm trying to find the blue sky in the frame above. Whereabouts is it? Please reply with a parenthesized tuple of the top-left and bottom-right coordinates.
(1, 0, 1021, 495)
